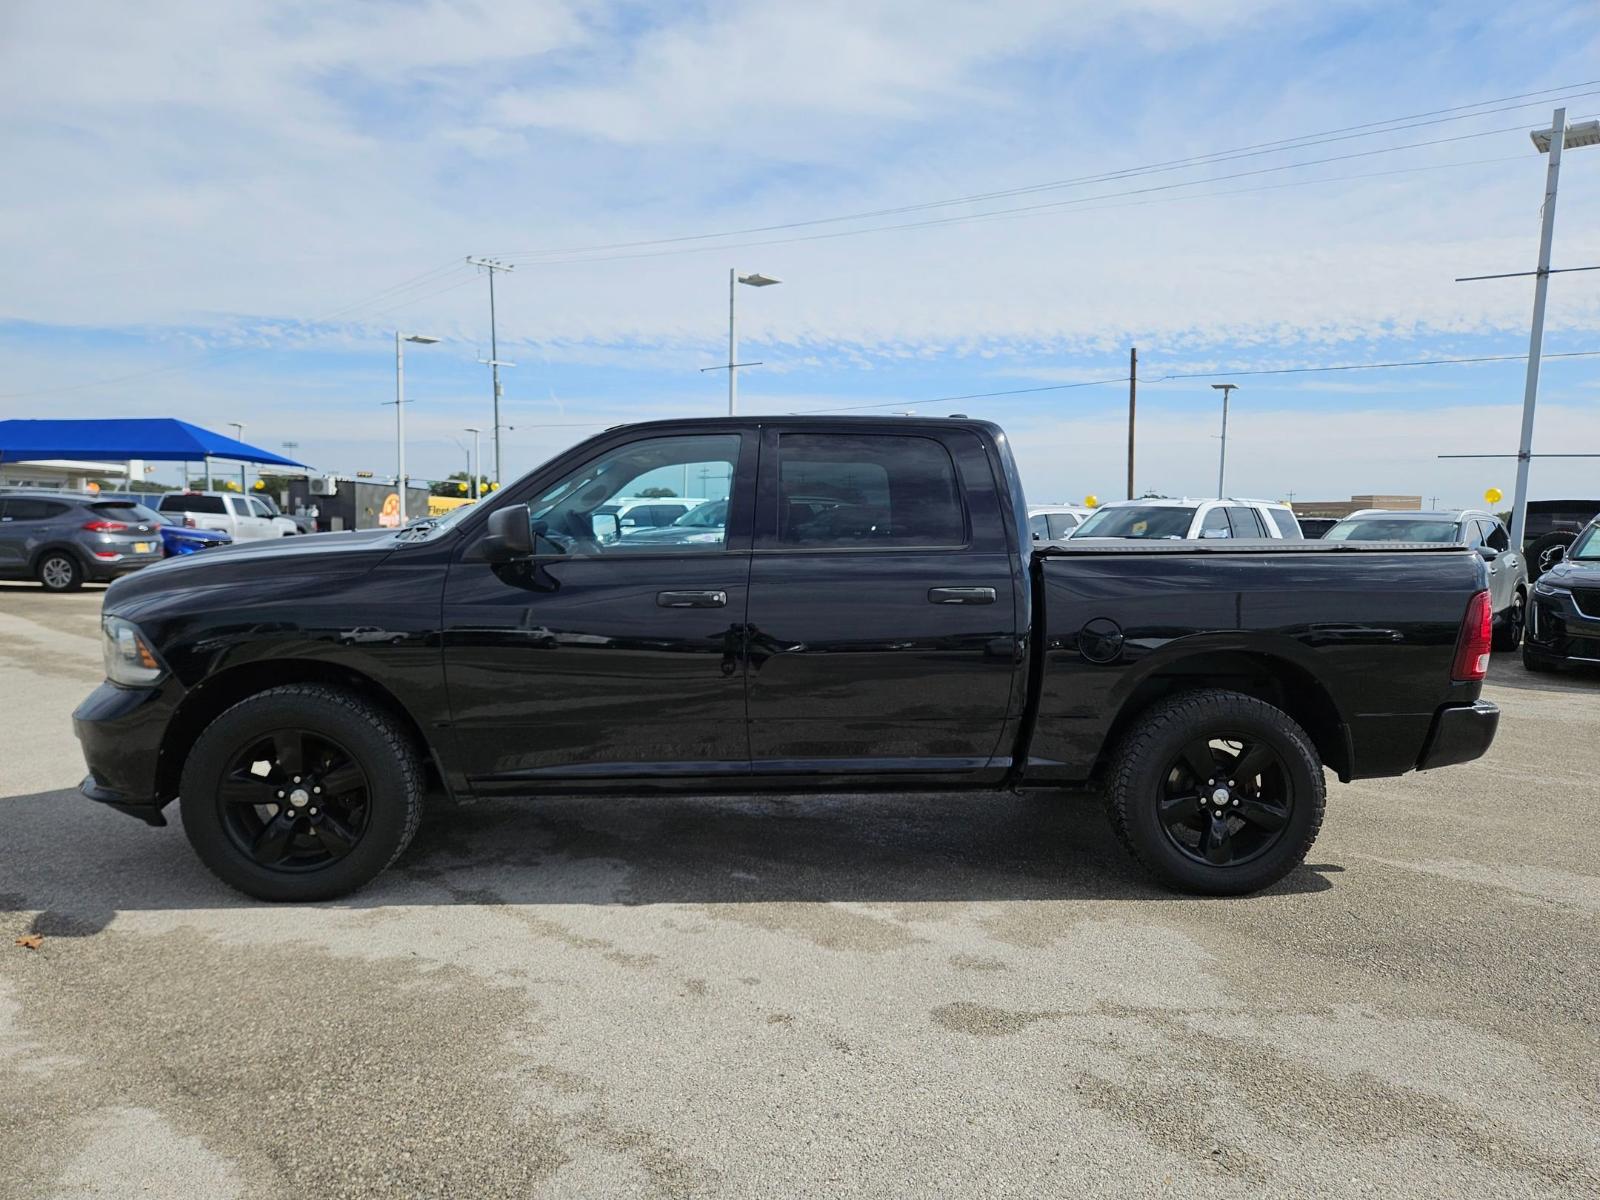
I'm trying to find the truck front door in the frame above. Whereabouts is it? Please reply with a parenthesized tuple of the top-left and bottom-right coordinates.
(743, 427, 1023, 783)
(441, 431, 757, 792)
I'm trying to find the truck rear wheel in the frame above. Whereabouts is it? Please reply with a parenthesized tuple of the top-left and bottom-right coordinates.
(179, 684, 425, 902)
(1105, 689, 1325, 895)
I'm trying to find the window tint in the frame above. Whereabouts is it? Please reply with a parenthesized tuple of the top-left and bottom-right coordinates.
(1325, 519, 1460, 543)
(1075, 505, 1196, 539)
(774, 433, 965, 548)
(1483, 520, 1510, 551)
(1227, 506, 1267, 537)
(1200, 508, 1233, 538)
(1028, 514, 1049, 541)
(90, 502, 159, 523)
(1047, 513, 1079, 539)
(529, 434, 740, 554)
(1462, 520, 1485, 548)
(161, 494, 227, 514)
(1, 499, 68, 521)
(1265, 508, 1303, 539)
(248, 497, 273, 519)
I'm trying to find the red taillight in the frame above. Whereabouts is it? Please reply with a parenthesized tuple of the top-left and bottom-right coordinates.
(1452, 590, 1493, 682)
(82, 519, 128, 532)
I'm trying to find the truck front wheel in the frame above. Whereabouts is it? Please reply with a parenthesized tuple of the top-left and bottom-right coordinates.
(1105, 689, 1325, 895)
(179, 684, 425, 902)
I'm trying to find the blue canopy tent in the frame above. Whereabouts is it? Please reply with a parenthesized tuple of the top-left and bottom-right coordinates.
(0, 418, 308, 468)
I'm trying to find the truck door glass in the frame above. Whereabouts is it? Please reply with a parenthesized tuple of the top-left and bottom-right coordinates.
(1226, 506, 1267, 537)
(248, 497, 273, 519)
(528, 434, 740, 554)
(1028, 514, 1049, 541)
(1199, 508, 1233, 538)
(1046, 513, 1078, 539)
(773, 433, 966, 548)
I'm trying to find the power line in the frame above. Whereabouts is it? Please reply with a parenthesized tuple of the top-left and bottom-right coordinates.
(490, 124, 1568, 268)
(496, 81, 1600, 262)
(1144, 349, 1600, 382)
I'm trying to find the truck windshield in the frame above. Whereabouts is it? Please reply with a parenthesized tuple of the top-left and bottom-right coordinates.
(1325, 519, 1460, 543)
(1074, 506, 1195, 539)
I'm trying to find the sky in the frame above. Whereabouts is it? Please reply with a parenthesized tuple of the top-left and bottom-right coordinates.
(2, 0, 1599, 507)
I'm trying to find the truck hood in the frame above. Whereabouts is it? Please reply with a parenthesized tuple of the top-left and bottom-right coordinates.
(105, 528, 399, 610)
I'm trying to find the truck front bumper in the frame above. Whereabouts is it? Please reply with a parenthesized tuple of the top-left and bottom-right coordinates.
(73, 680, 180, 824)
(1416, 700, 1499, 771)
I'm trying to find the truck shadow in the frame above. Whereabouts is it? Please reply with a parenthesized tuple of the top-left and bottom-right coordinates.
(1, 786, 1335, 936)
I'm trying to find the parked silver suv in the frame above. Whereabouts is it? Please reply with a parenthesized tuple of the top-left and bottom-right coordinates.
(0, 492, 165, 591)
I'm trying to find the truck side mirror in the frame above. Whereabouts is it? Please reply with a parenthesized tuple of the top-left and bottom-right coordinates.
(592, 513, 623, 542)
(483, 504, 534, 561)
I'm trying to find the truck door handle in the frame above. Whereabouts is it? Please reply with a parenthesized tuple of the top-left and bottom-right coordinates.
(928, 586, 996, 605)
(657, 590, 727, 608)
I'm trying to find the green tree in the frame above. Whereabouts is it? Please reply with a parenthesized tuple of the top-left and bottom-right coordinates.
(430, 471, 491, 498)
(637, 486, 678, 498)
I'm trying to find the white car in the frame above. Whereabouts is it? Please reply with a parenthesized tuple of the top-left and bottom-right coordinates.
(1027, 505, 1093, 542)
(595, 496, 709, 533)
(157, 491, 297, 540)
(1070, 497, 1303, 541)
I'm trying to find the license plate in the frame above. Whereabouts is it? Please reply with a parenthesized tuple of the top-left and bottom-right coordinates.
(134, 542, 154, 553)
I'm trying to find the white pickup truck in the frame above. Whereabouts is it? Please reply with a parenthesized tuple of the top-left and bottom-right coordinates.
(156, 492, 297, 540)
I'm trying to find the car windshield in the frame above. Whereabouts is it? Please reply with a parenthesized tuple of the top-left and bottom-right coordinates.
(1571, 524, 1600, 560)
(1073, 505, 1195, 539)
(90, 502, 161, 524)
(674, 499, 726, 528)
(1324, 519, 1460, 543)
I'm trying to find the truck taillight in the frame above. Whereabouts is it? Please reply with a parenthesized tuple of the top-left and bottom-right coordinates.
(1451, 590, 1493, 682)
(82, 519, 128, 532)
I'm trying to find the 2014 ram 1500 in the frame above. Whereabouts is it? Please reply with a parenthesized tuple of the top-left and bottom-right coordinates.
(74, 417, 1499, 901)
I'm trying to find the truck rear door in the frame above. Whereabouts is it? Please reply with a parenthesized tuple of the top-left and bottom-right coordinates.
(743, 425, 1022, 783)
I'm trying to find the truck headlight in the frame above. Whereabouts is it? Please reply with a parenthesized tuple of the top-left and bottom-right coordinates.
(102, 616, 166, 687)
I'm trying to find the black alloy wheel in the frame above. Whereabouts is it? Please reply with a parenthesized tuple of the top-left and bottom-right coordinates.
(180, 684, 424, 901)
(1492, 591, 1525, 653)
(1157, 735, 1293, 869)
(1105, 689, 1325, 895)
(217, 729, 372, 872)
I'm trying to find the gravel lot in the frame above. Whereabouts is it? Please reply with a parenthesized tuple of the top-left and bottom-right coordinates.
(2, 581, 1597, 1199)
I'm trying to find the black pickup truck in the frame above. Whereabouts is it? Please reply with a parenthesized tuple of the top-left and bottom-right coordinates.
(75, 417, 1499, 902)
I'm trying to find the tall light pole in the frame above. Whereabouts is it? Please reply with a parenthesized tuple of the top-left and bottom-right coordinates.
(724, 270, 781, 415)
(463, 426, 482, 499)
(1506, 110, 1599, 550)
(228, 422, 247, 495)
(1212, 383, 1238, 498)
(391, 332, 440, 524)
(466, 257, 514, 484)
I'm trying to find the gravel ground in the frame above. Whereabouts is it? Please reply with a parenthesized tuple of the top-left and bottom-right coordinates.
(2, 581, 1597, 1199)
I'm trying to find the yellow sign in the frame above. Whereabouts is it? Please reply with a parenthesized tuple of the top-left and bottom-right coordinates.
(1484, 487, 1503, 505)
(1084, 494, 1099, 509)
(428, 495, 475, 516)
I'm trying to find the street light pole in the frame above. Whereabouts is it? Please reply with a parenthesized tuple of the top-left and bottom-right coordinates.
(391, 332, 441, 524)
(228, 422, 246, 495)
(1212, 383, 1238, 498)
(464, 426, 481, 499)
(723, 270, 781, 415)
(1509, 106, 1579, 551)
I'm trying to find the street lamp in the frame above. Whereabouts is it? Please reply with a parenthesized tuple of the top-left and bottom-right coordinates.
(462, 427, 482, 499)
(390, 333, 440, 524)
(228, 422, 247, 495)
(723, 270, 781, 416)
(1505, 109, 1598, 551)
(1211, 383, 1238, 498)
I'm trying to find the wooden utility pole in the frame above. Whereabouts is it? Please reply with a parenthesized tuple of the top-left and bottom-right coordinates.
(1126, 346, 1137, 499)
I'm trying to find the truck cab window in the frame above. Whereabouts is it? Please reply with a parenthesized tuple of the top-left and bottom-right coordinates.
(773, 433, 965, 548)
(528, 434, 740, 554)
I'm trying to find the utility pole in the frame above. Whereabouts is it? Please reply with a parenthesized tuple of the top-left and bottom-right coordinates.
(1211, 383, 1238, 499)
(463, 427, 481, 500)
(228, 422, 246, 494)
(1126, 347, 1137, 500)
(467, 257, 515, 484)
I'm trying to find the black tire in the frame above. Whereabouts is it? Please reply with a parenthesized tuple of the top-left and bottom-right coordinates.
(179, 684, 424, 901)
(1522, 646, 1558, 674)
(1492, 589, 1525, 652)
(1526, 532, 1573, 580)
(36, 551, 83, 592)
(1105, 689, 1325, 896)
